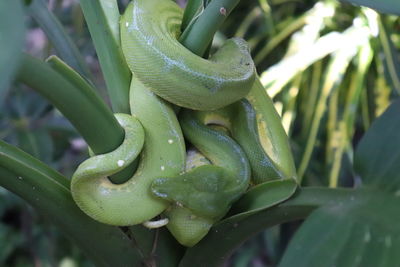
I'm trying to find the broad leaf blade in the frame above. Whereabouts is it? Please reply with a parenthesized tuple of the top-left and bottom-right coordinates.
(0, 0, 25, 104)
(354, 99, 400, 192)
(279, 189, 400, 267)
(180, 188, 352, 267)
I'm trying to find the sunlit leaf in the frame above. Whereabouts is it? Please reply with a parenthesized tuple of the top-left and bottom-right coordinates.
(378, 15, 400, 95)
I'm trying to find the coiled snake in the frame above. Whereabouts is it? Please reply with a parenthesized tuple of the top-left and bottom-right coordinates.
(71, 0, 297, 247)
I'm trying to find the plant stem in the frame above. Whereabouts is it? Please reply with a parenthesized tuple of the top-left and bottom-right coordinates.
(180, 0, 241, 56)
(16, 54, 125, 162)
(181, 0, 203, 31)
(45, 55, 136, 183)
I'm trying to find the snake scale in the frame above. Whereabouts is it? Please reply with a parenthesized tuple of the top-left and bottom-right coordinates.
(71, 0, 297, 247)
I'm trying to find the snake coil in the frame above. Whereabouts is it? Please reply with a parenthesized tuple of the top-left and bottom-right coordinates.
(71, 0, 297, 246)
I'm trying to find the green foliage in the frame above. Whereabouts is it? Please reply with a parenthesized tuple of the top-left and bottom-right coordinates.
(340, 0, 400, 15)
(279, 98, 400, 266)
(280, 189, 400, 266)
(0, 0, 25, 103)
(0, 0, 400, 266)
(355, 99, 400, 191)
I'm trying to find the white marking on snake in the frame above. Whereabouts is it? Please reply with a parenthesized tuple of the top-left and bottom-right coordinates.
(142, 218, 169, 228)
(117, 160, 125, 167)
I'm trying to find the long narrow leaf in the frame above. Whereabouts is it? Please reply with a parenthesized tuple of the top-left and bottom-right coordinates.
(297, 24, 370, 182)
(378, 15, 400, 95)
(16, 54, 125, 156)
(0, 0, 24, 104)
(79, 0, 131, 113)
(328, 42, 373, 187)
(261, 25, 370, 98)
(0, 140, 142, 267)
(28, 0, 92, 79)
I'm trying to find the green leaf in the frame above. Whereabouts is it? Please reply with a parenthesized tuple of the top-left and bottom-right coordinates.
(0, 140, 143, 266)
(230, 179, 297, 218)
(181, 0, 204, 31)
(0, 224, 22, 263)
(378, 16, 400, 95)
(279, 189, 400, 267)
(16, 129, 54, 164)
(79, 0, 131, 113)
(297, 27, 368, 182)
(27, 0, 92, 79)
(180, 187, 352, 266)
(0, 0, 25, 104)
(179, 0, 242, 56)
(338, 0, 400, 15)
(354, 99, 400, 192)
(16, 54, 125, 157)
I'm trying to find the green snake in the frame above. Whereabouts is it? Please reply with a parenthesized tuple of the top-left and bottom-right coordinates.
(71, 0, 296, 246)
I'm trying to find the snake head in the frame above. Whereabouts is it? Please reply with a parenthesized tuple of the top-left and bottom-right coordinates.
(151, 165, 246, 220)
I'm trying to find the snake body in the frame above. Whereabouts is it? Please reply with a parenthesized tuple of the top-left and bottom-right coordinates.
(71, 75, 185, 226)
(120, 0, 255, 110)
(71, 0, 296, 246)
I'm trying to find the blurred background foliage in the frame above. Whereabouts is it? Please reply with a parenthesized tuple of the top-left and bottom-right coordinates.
(0, 0, 399, 266)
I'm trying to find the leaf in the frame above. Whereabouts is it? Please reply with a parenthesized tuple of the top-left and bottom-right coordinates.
(260, 25, 370, 98)
(354, 99, 400, 192)
(16, 129, 54, 164)
(279, 189, 400, 267)
(378, 16, 400, 95)
(27, 0, 92, 79)
(79, 0, 131, 113)
(338, 0, 400, 15)
(297, 27, 367, 182)
(16, 54, 124, 157)
(230, 179, 297, 218)
(179, 187, 352, 267)
(0, 224, 22, 263)
(0, 0, 25, 104)
(0, 140, 143, 266)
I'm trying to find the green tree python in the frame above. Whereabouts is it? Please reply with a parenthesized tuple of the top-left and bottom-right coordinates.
(71, 0, 297, 247)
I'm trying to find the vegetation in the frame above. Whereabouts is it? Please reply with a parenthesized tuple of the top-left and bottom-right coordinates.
(0, 0, 399, 266)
